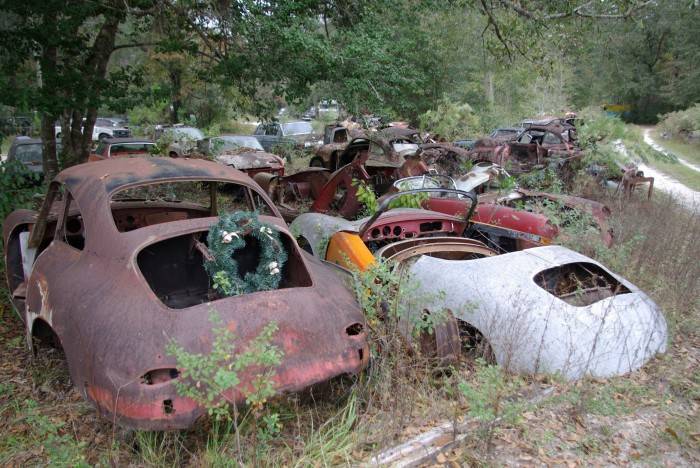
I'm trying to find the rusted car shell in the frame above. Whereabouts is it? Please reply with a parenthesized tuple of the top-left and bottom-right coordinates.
(393, 245, 667, 379)
(215, 149, 285, 177)
(3, 158, 368, 430)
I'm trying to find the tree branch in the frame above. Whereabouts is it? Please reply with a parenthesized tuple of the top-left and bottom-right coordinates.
(112, 42, 158, 51)
(498, 0, 653, 21)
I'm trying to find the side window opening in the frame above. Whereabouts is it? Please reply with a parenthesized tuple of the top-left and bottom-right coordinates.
(56, 191, 86, 251)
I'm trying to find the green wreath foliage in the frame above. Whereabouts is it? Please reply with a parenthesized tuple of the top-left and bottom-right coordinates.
(205, 211, 288, 296)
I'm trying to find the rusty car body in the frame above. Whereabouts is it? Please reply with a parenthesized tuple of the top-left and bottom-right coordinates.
(255, 136, 406, 220)
(3, 158, 368, 430)
(467, 123, 582, 174)
(197, 135, 285, 177)
(291, 190, 667, 379)
(453, 162, 614, 247)
(310, 124, 362, 169)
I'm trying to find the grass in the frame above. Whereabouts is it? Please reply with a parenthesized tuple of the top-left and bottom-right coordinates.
(652, 129, 700, 166)
(631, 127, 700, 191)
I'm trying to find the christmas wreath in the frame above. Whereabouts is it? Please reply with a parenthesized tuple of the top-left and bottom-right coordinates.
(205, 211, 288, 297)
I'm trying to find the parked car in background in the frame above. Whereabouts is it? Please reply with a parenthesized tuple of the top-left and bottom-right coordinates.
(253, 121, 321, 152)
(153, 125, 205, 157)
(197, 135, 285, 176)
(88, 137, 156, 161)
(55, 117, 131, 141)
(5, 137, 61, 184)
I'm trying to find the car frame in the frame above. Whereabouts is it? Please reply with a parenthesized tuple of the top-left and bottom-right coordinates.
(197, 135, 285, 177)
(3, 157, 369, 430)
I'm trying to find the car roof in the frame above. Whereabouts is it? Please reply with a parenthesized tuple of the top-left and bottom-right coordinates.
(55, 157, 258, 195)
(379, 127, 420, 139)
(103, 137, 154, 144)
(11, 137, 42, 145)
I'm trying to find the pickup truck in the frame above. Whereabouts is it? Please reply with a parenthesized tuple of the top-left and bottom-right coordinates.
(253, 121, 321, 152)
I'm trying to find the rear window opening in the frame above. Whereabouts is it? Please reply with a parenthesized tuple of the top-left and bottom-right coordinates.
(534, 262, 630, 307)
(137, 230, 312, 309)
(111, 180, 275, 232)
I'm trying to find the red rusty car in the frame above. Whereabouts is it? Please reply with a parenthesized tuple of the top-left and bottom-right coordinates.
(3, 158, 368, 429)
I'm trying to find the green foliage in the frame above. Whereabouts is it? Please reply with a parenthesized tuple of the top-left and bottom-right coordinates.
(205, 211, 288, 297)
(353, 179, 430, 216)
(458, 359, 525, 424)
(0, 160, 43, 220)
(352, 179, 379, 215)
(658, 104, 700, 138)
(0, 399, 88, 467)
(518, 168, 564, 193)
(351, 258, 447, 338)
(418, 99, 483, 140)
(576, 109, 672, 171)
(165, 311, 283, 420)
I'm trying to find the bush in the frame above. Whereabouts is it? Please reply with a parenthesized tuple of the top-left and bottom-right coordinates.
(0, 160, 44, 221)
(419, 99, 483, 140)
(658, 104, 700, 138)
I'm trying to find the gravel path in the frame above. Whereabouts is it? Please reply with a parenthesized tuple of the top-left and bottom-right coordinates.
(643, 128, 700, 173)
(614, 139, 700, 212)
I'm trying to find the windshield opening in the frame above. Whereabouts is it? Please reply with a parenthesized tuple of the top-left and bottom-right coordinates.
(282, 122, 313, 135)
(110, 180, 276, 232)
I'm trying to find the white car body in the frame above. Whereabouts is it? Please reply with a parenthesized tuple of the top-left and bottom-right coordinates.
(54, 118, 130, 141)
(395, 245, 667, 379)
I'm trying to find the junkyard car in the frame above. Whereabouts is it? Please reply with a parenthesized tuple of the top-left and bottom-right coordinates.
(468, 123, 581, 174)
(197, 135, 285, 176)
(3, 158, 368, 429)
(5, 137, 62, 184)
(253, 121, 321, 152)
(489, 127, 523, 142)
(154, 125, 205, 157)
(88, 137, 156, 161)
(292, 190, 667, 379)
(255, 135, 409, 220)
(310, 124, 356, 169)
(453, 162, 614, 247)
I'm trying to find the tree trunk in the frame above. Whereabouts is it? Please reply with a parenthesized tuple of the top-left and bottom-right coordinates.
(169, 67, 182, 124)
(60, 13, 122, 167)
(40, 114, 59, 182)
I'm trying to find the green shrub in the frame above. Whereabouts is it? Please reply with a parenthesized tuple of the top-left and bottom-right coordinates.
(0, 160, 44, 221)
(165, 310, 283, 420)
(419, 98, 483, 140)
(658, 104, 700, 137)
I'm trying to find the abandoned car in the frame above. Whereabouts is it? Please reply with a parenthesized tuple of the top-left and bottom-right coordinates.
(196, 135, 285, 177)
(291, 190, 667, 379)
(253, 121, 321, 152)
(88, 137, 156, 161)
(3, 158, 369, 429)
(153, 125, 205, 158)
(467, 123, 582, 174)
(255, 135, 408, 220)
(310, 124, 357, 169)
(453, 162, 614, 247)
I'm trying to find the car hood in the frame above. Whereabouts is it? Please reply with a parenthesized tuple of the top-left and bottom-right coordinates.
(215, 150, 284, 170)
